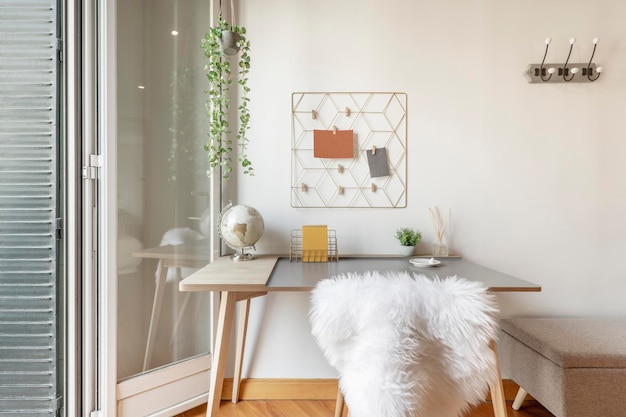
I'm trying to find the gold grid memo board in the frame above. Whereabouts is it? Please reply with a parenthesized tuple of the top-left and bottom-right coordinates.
(291, 92, 407, 208)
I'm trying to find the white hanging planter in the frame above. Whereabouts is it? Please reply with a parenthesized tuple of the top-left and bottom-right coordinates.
(220, 30, 241, 56)
(220, 0, 240, 56)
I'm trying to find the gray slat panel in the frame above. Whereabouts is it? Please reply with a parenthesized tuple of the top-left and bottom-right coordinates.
(0, 1, 58, 415)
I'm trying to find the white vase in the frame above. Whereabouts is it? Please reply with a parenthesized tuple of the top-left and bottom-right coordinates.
(399, 245, 415, 257)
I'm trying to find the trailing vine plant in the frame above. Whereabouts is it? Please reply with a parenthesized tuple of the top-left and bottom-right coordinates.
(201, 17, 252, 179)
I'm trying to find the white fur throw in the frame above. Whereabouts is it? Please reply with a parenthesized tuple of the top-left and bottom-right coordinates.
(309, 271, 499, 417)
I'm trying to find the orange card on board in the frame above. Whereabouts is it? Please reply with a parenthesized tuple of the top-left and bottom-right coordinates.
(313, 130, 354, 158)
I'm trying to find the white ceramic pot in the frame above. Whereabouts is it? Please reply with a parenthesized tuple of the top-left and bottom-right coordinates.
(399, 245, 415, 257)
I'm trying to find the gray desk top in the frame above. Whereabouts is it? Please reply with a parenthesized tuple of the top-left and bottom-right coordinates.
(266, 256, 541, 292)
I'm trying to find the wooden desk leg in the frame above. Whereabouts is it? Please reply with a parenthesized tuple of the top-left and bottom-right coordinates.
(206, 291, 237, 417)
(143, 260, 168, 371)
(489, 339, 508, 417)
(232, 298, 251, 404)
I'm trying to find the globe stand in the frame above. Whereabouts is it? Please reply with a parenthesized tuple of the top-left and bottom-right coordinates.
(230, 247, 255, 262)
(218, 202, 264, 262)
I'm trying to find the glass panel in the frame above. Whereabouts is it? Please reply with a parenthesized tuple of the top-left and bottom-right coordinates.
(0, 0, 60, 414)
(116, 0, 212, 380)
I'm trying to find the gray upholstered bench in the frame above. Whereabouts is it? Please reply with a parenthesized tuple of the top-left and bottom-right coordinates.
(499, 318, 626, 417)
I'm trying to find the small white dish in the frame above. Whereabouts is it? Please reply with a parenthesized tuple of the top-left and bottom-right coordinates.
(409, 258, 441, 267)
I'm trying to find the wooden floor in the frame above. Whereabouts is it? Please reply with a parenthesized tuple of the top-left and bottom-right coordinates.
(177, 400, 555, 417)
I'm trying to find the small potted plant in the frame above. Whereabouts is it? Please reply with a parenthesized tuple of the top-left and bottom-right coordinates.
(201, 16, 252, 179)
(395, 227, 422, 256)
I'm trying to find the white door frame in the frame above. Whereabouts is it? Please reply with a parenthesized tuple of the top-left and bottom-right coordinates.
(63, 0, 83, 414)
(99, 0, 117, 415)
(97, 0, 221, 415)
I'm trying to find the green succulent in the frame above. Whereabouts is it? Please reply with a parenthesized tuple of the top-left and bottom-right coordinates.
(395, 227, 422, 246)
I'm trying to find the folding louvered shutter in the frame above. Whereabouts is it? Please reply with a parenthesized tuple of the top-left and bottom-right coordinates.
(0, 1, 59, 416)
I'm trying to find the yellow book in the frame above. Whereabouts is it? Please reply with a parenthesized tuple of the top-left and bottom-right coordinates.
(302, 225, 328, 262)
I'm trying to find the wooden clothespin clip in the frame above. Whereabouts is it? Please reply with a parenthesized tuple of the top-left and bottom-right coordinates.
(333, 126, 337, 135)
(338, 186, 344, 195)
(372, 145, 377, 155)
(371, 183, 377, 192)
(311, 110, 317, 119)
(345, 107, 351, 117)
(301, 183, 308, 192)
(337, 164, 344, 173)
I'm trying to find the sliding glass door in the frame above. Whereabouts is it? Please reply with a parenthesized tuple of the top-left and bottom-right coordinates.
(112, 0, 216, 415)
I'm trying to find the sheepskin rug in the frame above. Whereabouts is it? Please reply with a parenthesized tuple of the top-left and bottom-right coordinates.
(310, 271, 499, 417)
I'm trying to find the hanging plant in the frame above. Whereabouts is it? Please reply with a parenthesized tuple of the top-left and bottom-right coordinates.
(201, 17, 252, 179)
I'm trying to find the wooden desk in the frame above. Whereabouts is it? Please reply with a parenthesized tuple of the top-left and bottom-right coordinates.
(180, 255, 542, 417)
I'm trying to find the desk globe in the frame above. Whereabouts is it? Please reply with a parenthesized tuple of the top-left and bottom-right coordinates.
(218, 203, 264, 261)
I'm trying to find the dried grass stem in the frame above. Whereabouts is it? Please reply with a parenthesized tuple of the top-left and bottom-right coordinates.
(429, 207, 450, 244)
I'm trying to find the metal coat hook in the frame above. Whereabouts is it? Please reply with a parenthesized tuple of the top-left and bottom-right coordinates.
(562, 38, 579, 82)
(524, 37, 603, 84)
(585, 37, 603, 81)
(539, 38, 556, 81)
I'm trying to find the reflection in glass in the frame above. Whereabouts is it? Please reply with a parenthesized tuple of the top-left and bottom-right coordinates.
(116, 0, 211, 380)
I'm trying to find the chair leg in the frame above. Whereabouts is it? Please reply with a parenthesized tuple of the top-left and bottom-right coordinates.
(334, 385, 345, 417)
(512, 387, 528, 410)
(488, 340, 508, 417)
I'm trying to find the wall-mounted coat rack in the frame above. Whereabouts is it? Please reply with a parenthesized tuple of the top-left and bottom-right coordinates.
(524, 37, 603, 83)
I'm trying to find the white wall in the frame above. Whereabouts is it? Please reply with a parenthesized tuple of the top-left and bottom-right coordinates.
(224, 0, 626, 378)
